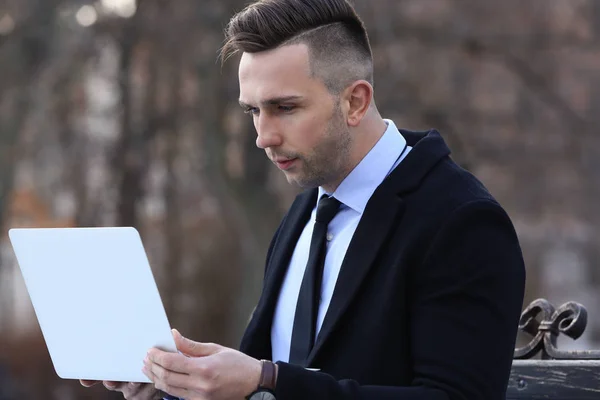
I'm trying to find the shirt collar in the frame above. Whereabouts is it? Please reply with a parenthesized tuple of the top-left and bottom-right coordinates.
(319, 119, 407, 214)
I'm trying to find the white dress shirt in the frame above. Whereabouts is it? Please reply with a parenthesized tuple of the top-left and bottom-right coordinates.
(271, 119, 412, 363)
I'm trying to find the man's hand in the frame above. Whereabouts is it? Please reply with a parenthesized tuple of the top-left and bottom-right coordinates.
(143, 329, 263, 400)
(80, 379, 165, 399)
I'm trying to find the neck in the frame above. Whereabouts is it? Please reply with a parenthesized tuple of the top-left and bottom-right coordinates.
(321, 111, 387, 193)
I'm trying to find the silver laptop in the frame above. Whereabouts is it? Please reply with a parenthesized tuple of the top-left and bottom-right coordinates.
(8, 226, 177, 383)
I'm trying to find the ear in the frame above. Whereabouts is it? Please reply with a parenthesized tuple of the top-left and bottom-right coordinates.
(343, 80, 373, 127)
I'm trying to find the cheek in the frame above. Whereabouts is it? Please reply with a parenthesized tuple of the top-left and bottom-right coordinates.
(288, 114, 328, 149)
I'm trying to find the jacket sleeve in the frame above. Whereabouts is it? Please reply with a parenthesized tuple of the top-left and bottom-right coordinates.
(273, 199, 526, 400)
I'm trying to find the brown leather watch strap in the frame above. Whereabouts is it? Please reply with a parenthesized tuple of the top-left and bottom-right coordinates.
(258, 360, 277, 390)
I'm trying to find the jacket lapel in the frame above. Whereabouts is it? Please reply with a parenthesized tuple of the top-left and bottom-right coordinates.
(240, 189, 317, 359)
(307, 130, 451, 365)
(307, 188, 405, 365)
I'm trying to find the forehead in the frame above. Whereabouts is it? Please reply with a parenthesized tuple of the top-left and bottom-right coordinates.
(238, 44, 322, 103)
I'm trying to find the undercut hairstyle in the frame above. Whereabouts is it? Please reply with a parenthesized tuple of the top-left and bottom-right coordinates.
(221, 0, 374, 94)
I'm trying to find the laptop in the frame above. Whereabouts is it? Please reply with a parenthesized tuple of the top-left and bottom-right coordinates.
(8, 226, 177, 383)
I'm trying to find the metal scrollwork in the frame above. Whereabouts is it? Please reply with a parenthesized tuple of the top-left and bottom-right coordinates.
(514, 298, 600, 360)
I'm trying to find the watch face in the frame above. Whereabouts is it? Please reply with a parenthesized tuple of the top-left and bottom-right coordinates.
(249, 391, 276, 400)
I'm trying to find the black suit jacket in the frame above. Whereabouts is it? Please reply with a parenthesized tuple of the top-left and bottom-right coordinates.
(240, 129, 526, 400)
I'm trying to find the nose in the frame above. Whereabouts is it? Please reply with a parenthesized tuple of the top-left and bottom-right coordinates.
(255, 114, 283, 149)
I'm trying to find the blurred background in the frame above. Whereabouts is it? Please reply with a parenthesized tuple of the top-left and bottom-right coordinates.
(1, 0, 600, 398)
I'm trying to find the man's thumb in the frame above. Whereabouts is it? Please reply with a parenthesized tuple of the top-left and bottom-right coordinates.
(172, 329, 220, 357)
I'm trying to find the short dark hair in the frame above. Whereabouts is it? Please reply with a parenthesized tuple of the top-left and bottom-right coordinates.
(221, 0, 374, 94)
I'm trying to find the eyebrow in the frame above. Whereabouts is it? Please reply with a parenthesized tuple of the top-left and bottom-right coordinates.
(238, 95, 304, 109)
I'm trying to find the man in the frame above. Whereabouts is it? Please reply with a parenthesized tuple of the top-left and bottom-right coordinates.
(82, 0, 526, 399)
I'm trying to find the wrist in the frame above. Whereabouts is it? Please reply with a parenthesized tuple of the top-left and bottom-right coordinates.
(247, 359, 277, 399)
(258, 359, 277, 390)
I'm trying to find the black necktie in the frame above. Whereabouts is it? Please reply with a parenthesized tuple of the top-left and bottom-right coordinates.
(289, 194, 342, 365)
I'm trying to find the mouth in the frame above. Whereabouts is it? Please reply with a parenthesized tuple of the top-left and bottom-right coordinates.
(274, 158, 297, 171)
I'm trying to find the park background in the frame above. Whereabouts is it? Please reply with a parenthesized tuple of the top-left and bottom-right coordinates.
(1, 0, 600, 398)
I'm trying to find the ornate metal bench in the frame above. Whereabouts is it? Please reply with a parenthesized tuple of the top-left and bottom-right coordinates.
(507, 299, 600, 399)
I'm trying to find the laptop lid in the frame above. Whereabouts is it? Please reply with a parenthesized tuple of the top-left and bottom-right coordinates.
(8, 226, 177, 383)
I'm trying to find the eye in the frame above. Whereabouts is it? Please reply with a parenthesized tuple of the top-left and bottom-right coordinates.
(278, 105, 295, 113)
(244, 107, 259, 116)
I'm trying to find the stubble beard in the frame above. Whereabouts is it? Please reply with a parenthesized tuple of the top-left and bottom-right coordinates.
(289, 104, 352, 189)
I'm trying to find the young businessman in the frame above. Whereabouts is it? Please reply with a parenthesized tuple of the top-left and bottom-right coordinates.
(83, 1, 526, 399)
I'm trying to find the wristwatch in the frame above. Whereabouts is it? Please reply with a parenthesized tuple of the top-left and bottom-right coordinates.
(246, 360, 277, 400)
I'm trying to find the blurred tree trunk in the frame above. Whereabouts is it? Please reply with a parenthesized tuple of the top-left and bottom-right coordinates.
(0, 91, 27, 333)
(0, 0, 57, 333)
(162, 56, 183, 323)
(113, 3, 151, 228)
(114, 27, 139, 227)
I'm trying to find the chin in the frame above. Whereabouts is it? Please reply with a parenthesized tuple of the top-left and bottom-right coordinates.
(284, 174, 314, 189)
(292, 179, 322, 189)
(283, 169, 326, 189)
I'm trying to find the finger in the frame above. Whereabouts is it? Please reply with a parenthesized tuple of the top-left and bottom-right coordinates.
(142, 365, 189, 399)
(80, 380, 100, 387)
(142, 364, 156, 382)
(146, 350, 192, 374)
(154, 384, 190, 400)
(139, 382, 165, 398)
(173, 329, 220, 357)
(103, 381, 123, 390)
(121, 382, 146, 398)
(144, 361, 190, 389)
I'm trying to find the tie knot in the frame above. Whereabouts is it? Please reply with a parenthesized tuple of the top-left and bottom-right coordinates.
(316, 195, 341, 224)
